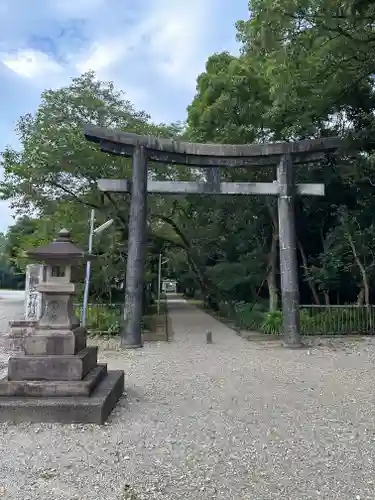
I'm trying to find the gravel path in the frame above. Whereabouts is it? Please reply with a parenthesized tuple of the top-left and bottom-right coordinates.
(0, 298, 375, 499)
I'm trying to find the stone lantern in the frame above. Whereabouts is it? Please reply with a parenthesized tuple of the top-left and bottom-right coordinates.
(25, 228, 85, 354)
(0, 229, 124, 424)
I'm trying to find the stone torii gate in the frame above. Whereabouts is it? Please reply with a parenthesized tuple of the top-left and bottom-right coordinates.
(84, 125, 341, 349)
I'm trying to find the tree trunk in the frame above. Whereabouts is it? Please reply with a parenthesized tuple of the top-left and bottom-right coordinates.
(357, 288, 365, 305)
(324, 291, 330, 305)
(346, 230, 370, 306)
(298, 240, 320, 305)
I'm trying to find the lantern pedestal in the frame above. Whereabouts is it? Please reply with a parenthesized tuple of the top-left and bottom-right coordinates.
(0, 229, 124, 424)
(0, 369, 124, 424)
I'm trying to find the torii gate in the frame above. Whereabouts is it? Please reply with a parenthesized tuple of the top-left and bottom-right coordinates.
(84, 125, 341, 349)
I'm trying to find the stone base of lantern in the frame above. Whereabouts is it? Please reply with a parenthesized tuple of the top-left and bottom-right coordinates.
(0, 368, 124, 424)
(0, 346, 124, 424)
(24, 326, 88, 356)
(0, 229, 125, 424)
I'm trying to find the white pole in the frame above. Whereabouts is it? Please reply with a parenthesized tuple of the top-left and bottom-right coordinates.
(81, 209, 95, 327)
(157, 253, 162, 315)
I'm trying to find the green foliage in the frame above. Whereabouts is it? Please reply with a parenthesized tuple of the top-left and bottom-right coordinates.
(260, 311, 283, 335)
(237, 0, 375, 138)
(3, 0, 375, 316)
(0, 230, 24, 289)
(78, 299, 168, 336)
(234, 302, 266, 330)
(0, 72, 183, 299)
(300, 306, 375, 334)
(76, 303, 123, 335)
(226, 305, 375, 336)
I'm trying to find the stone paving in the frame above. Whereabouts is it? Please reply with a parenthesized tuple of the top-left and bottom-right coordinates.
(0, 296, 374, 499)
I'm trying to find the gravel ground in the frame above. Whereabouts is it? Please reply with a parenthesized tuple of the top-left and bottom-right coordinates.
(0, 298, 374, 499)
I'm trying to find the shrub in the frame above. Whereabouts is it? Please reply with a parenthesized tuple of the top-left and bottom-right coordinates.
(234, 302, 265, 330)
(218, 301, 234, 319)
(75, 303, 123, 336)
(260, 311, 283, 335)
(107, 321, 121, 336)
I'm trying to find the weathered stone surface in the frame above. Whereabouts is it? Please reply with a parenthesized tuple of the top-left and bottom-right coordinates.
(3, 320, 36, 356)
(84, 124, 342, 167)
(8, 347, 98, 381)
(0, 370, 124, 424)
(121, 144, 147, 349)
(24, 327, 87, 355)
(142, 314, 170, 342)
(151, 316, 167, 334)
(98, 179, 325, 196)
(24, 264, 45, 321)
(37, 292, 80, 330)
(0, 364, 107, 397)
(277, 155, 302, 348)
(0, 230, 125, 425)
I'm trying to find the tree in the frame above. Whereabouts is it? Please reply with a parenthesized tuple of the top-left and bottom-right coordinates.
(236, 0, 375, 140)
(0, 72, 182, 300)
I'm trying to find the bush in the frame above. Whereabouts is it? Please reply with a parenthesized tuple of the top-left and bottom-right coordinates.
(217, 301, 234, 319)
(260, 311, 283, 335)
(75, 303, 123, 336)
(107, 321, 121, 335)
(234, 302, 265, 330)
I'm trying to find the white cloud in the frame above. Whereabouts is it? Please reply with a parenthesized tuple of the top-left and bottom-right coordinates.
(74, 0, 213, 91)
(1, 49, 63, 80)
(75, 38, 135, 74)
(0, 0, 216, 95)
(143, 0, 212, 86)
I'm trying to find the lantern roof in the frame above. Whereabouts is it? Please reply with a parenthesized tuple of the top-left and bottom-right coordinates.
(27, 229, 86, 263)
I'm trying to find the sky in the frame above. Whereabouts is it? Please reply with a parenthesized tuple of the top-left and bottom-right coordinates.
(0, 0, 249, 233)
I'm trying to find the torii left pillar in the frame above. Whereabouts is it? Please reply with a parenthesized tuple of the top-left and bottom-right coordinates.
(122, 145, 148, 349)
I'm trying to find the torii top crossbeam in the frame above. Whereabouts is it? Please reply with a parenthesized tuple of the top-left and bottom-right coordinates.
(84, 125, 341, 168)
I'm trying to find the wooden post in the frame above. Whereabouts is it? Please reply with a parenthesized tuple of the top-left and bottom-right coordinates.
(277, 154, 302, 348)
(122, 145, 148, 348)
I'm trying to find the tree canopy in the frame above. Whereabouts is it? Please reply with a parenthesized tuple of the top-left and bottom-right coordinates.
(1, 1, 375, 315)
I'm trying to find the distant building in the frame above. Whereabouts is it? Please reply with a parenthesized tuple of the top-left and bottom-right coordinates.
(162, 279, 177, 293)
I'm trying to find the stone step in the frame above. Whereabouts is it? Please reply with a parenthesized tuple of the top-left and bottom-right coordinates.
(0, 364, 108, 397)
(8, 347, 98, 381)
(24, 328, 87, 355)
(0, 370, 125, 424)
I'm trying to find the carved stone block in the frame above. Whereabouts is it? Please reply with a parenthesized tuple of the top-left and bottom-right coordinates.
(0, 365, 107, 397)
(8, 347, 98, 381)
(24, 327, 87, 355)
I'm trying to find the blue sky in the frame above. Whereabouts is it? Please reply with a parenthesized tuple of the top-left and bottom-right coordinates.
(0, 0, 249, 232)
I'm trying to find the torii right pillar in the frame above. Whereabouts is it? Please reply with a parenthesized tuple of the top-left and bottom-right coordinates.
(277, 154, 302, 348)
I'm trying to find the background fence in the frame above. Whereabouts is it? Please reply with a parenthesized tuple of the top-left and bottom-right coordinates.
(216, 300, 375, 336)
(76, 301, 375, 336)
(300, 305, 375, 335)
